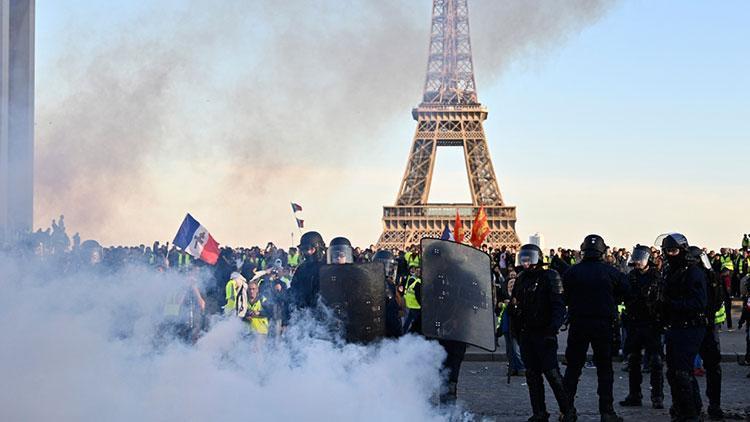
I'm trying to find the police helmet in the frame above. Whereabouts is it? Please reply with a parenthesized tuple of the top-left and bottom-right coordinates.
(79, 239, 103, 265)
(655, 233, 689, 254)
(299, 231, 325, 250)
(516, 244, 543, 268)
(580, 234, 607, 259)
(373, 249, 398, 280)
(628, 244, 651, 269)
(327, 236, 353, 264)
(687, 245, 711, 270)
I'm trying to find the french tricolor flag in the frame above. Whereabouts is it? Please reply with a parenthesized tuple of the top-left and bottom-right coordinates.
(173, 213, 220, 265)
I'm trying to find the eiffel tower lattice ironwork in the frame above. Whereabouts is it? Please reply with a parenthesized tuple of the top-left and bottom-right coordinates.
(376, 0, 520, 250)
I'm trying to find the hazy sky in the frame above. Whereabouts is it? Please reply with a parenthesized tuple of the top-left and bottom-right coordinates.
(34, 0, 749, 250)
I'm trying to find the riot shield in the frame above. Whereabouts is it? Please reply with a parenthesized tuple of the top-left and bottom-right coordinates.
(420, 238, 496, 351)
(318, 262, 386, 343)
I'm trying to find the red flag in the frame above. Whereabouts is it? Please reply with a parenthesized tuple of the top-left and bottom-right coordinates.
(296, 218, 304, 229)
(470, 206, 490, 248)
(454, 209, 464, 243)
(291, 202, 303, 213)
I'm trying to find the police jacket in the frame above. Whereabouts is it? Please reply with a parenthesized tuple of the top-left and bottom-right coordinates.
(510, 268, 565, 335)
(622, 266, 663, 325)
(562, 258, 628, 322)
(663, 262, 708, 327)
(289, 260, 323, 310)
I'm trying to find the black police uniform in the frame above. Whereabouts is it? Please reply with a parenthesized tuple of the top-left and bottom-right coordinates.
(510, 266, 573, 421)
(288, 259, 323, 310)
(562, 257, 628, 419)
(694, 264, 723, 418)
(662, 262, 707, 421)
(620, 266, 664, 407)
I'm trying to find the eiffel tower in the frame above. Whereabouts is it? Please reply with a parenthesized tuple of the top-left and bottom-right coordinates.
(376, 0, 520, 250)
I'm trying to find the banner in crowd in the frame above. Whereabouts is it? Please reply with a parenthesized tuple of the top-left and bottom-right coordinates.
(470, 206, 490, 248)
(454, 209, 464, 243)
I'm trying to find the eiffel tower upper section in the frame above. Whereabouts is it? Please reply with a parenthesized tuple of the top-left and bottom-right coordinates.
(422, 0, 478, 106)
(377, 0, 519, 249)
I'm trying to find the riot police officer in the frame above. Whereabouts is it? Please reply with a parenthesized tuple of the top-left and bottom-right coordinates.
(288, 231, 327, 310)
(78, 239, 104, 270)
(562, 234, 628, 422)
(687, 245, 725, 420)
(373, 249, 404, 338)
(619, 244, 665, 409)
(509, 244, 575, 422)
(328, 237, 354, 264)
(658, 233, 707, 422)
(408, 262, 465, 404)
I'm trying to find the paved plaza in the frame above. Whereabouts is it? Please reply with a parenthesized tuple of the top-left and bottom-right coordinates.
(458, 361, 750, 421)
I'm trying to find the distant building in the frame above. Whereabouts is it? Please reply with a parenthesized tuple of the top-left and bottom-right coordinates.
(529, 232, 545, 252)
(0, 0, 34, 241)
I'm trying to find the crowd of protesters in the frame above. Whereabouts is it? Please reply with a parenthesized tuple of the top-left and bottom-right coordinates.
(5, 218, 750, 367)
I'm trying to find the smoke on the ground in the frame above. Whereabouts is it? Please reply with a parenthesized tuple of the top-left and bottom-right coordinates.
(35, 0, 619, 246)
(0, 253, 458, 421)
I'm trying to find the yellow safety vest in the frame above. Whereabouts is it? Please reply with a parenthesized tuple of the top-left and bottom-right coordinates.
(736, 257, 750, 274)
(163, 291, 185, 317)
(178, 252, 191, 268)
(224, 279, 237, 316)
(288, 253, 300, 267)
(404, 276, 421, 310)
(497, 302, 506, 329)
(246, 298, 269, 335)
(714, 305, 726, 325)
(720, 256, 734, 271)
(405, 252, 421, 268)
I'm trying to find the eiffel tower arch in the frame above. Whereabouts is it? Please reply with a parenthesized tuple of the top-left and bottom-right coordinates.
(376, 0, 520, 250)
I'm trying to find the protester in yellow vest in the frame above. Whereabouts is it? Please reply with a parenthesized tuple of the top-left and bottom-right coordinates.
(715, 306, 726, 326)
(402, 264, 422, 333)
(243, 281, 269, 335)
(224, 272, 246, 316)
(288, 247, 300, 268)
(719, 249, 734, 271)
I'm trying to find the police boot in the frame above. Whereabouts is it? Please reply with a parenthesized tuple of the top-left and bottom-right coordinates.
(439, 381, 457, 405)
(649, 360, 665, 409)
(619, 393, 642, 407)
(526, 370, 550, 421)
(543, 369, 576, 422)
(705, 364, 722, 419)
(599, 406, 623, 422)
(673, 370, 702, 422)
(706, 407, 724, 421)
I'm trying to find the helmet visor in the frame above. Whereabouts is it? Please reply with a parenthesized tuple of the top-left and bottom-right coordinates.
(516, 249, 541, 267)
(327, 245, 353, 264)
(655, 233, 688, 250)
(629, 248, 650, 268)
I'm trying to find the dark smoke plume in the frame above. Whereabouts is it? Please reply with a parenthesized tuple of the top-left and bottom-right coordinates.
(35, 0, 619, 245)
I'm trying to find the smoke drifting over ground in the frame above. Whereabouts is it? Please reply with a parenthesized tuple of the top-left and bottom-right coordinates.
(35, 0, 619, 245)
(0, 254, 454, 421)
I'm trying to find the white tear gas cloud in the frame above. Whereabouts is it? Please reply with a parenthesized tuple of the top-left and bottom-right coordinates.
(0, 254, 462, 421)
(35, 0, 619, 246)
